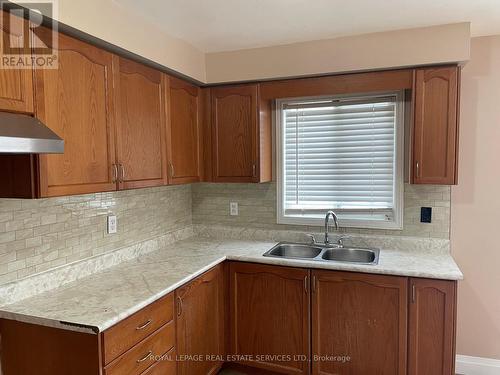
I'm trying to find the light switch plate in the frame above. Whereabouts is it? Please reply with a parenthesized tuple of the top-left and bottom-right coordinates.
(230, 202, 239, 216)
(107, 215, 117, 234)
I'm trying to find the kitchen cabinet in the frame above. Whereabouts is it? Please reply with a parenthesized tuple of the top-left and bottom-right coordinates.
(166, 76, 201, 184)
(114, 57, 168, 189)
(412, 66, 460, 184)
(229, 262, 310, 375)
(34, 27, 118, 197)
(176, 264, 225, 375)
(0, 10, 34, 114)
(211, 84, 272, 182)
(311, 270, 408, 375)
(408, 278, 457, 375)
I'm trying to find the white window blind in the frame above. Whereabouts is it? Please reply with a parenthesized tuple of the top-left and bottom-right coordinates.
(277, 92, 404, 229)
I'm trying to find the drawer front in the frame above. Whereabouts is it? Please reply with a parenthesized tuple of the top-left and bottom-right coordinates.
(141, 348, 176, 375)
(104, 321, 175, 375)
(103, 293, 174, 364)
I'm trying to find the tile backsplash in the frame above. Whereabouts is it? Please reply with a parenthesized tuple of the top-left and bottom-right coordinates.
(0, 185, 191, 285)
(0, 181, 451, 286)
(192, 182, 451, 239)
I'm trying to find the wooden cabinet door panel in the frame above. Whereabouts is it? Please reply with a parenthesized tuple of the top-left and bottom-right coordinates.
(167, 76, 200, 184)
(229, 262, 310, 375)
(312, 270, 407, 375)
(0, 10, 34, 113)
(412, 66, 459, 184)
(176, 265, 225, 375)
(212, 84, 258, 182)
(408, 278, 456, 375)
(114, 57, 167, 189)
(34, 28, 116, 197)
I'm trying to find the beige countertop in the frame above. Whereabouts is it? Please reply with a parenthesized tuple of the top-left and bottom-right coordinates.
(0, 234, 463, 334)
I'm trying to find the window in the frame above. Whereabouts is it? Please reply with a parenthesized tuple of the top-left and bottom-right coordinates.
(276, 92, 404, 229)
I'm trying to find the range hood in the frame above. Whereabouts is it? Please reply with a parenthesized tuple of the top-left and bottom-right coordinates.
(0, 112, 64, 154)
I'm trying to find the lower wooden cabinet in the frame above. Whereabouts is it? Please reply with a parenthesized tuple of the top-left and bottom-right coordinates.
(408, 278, 457, 375)
(176, 264, 225, 375)
(229, 262, 311, 375)
(0, 263, 457, 375)
(311, 270, 408, 375)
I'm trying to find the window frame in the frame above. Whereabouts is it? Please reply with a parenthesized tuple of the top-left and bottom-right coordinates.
(276, 91, 405, 230)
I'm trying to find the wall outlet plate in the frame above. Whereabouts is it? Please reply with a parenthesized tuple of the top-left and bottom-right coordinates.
(420, 207, 432, 223)
(107, 215, 117, 234)
(230, 202, 239, 216)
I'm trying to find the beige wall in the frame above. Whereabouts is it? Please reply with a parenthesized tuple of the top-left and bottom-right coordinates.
(206, 23, 470, 83)
(14, 0, 207, 82)
(452, 35, 500, 359)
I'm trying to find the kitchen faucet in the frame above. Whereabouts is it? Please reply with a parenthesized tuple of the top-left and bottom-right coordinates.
(324, 211, 339, 245)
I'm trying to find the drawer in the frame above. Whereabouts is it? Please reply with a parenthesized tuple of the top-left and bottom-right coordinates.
(141, 348, 176, 375)
(104, 321, 175, 375)
(103, 293, 174, 364)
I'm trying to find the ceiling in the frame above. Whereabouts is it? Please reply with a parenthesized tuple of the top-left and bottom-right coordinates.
(115, 0, 500, 53)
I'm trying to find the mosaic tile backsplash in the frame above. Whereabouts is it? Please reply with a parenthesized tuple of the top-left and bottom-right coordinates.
(192, 182, 451, 239)
(0, 185, 191, 285)
(0, 181, 450, 286)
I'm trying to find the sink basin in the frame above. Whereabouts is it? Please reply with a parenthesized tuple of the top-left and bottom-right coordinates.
(321, 248, 379, 264)
(263, 242, 380, 265)
(264, 243, 323, 259)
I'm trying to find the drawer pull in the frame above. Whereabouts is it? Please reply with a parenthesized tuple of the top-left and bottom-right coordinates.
(136, 319, 152, 330)
(137, 350, 153, 363)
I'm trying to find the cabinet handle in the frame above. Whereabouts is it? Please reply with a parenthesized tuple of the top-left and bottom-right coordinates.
(112, 164, 118, 183)
(304, 275, 308, 294)
(177, 296, 183, 316)
(416, 161, 420, 178)
(312, 276, 317, 294)
(252, 164, 256, 177)
(136, 350, 153, 363)
(411, 284, 416, 303)
(170, 163, 175, 178)
(136, 319, 152, 330)
(119, 163, 125, 182)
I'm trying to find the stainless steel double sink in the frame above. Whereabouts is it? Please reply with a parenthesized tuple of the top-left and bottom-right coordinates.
(263, 242, 380, 265)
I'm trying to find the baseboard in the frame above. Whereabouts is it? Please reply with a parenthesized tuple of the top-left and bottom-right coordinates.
(456, 355, 500, 375)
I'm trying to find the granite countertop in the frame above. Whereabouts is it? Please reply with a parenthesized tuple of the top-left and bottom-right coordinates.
(0, 236, 463, 334)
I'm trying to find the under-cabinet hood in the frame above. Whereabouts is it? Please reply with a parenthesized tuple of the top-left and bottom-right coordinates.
(0, 112, 64, 154)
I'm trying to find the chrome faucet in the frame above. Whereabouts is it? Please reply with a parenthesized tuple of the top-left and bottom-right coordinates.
(324, 211, 339, 245)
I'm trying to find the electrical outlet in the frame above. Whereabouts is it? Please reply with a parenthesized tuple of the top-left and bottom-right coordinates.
(230, 202, 239, 216)
(107, 215, 117, 234)
(420, 207, 432, 223)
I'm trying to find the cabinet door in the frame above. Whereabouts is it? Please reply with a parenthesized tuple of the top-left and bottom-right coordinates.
(34, 28, 117, 197)
(312, 270, 407, 375)
(114, 57, 168, 189)
(229, 262, 310, 375)
(212, 84, 258, 182)
(176, 265, 225, 375)
(408, 278, 456, 375)
(166, 76, 200, 184)
(0, 10, 34, 113)
(412, 66, 459, 184)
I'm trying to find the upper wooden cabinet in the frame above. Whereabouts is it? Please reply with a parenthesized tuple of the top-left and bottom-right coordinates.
(211, 84, 271, 183)
(412, 66, 460, 184)
(114, 57, 168, 189)
(166, 76, 201, 184)
(0, 10, 34, 114)
(408, 278, 457, 375)
(229, 262, 310, 375)
(312, 270, 408, 375)
(34, 28, 117, 197)
(176, 264, 225, 375)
